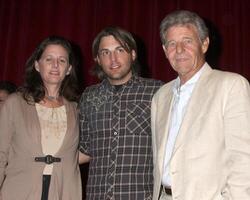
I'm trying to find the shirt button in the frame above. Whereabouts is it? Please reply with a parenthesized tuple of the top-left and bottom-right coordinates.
(114, 132, 117, 135)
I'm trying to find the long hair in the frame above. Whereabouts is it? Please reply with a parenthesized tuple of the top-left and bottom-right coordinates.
(19, 36, 79, 103)
(91, 26, 140, 80)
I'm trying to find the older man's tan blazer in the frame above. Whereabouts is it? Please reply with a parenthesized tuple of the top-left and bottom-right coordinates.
(151, 63, 250, 200)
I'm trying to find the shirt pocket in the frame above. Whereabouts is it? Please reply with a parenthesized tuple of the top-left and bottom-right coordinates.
(126, 102, 151, 135)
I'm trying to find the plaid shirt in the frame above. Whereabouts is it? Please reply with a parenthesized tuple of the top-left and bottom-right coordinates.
(79, 75, 163, 200)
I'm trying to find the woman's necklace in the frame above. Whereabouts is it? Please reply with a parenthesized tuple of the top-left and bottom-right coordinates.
(43, 95, 63, 139)
(46, 95, 59, 101)
(44, 95, 63, 107)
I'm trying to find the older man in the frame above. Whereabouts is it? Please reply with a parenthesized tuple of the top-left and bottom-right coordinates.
(152, 10, 250, 200)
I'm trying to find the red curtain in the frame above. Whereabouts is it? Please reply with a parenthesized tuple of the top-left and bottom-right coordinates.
(1, 1, 250, 199)
(1, 0, 250, 86)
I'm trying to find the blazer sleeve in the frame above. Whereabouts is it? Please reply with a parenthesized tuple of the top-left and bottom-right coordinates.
(0, 97, 15, 187)
(224, 76, 250, 198)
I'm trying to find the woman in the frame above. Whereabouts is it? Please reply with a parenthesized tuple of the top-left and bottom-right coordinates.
(0, 36, 82, 200)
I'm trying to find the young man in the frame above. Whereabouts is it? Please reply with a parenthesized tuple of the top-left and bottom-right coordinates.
(79, 27, 163, 200)
(151, 10, 250, 200)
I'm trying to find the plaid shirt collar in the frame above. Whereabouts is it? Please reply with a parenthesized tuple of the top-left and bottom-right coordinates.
(101, 75, 143, 93)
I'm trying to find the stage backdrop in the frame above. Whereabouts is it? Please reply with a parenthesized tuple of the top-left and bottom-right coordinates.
(1, 0, 250, 88)
(1, 1, 250, 199)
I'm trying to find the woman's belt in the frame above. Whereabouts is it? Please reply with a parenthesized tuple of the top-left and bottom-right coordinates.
(35, 155, 61, 164)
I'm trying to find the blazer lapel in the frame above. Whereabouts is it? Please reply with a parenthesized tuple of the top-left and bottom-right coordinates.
(55, 99, 77, 156)
(173, 64, 213, 154)
(23, 99, 44, 155)
(156, 84, 175, 175)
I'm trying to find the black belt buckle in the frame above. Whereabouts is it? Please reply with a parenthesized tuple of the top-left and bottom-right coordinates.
(45, 155, 54, 164)
(161, 185, 172, 195)
(35, 155, 61, 164)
